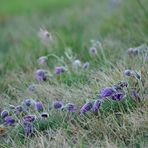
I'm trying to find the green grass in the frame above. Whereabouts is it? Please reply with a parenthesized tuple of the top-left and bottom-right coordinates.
(0, 0, 148, 147)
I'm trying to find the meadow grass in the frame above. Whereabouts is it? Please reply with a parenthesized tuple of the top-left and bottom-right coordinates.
(0, 0, 148, 147)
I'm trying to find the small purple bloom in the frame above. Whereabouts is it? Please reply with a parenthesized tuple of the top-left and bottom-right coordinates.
(35, 102, 44, 112)
(100, 87, 114, 98)
(1, 110, 9, 119)
(82, 62, 90, 70)
(131, 89, 139, 99)
(92, 100, 101, 113)
(35, 69, 46, 81)
(124, 70, 131, 77)
(24, 98, 36, 107)
(66, 103, 77, 112)
(55, 66, 65, 75)
(89, 47, 97, 56)
(145, 55, 148, 62)
(80, 102, 92, 114)
(23, 115, 36, 126)
(4, 116, 15, 126)
(111, 92, 125, 101)
(41, 112, 49, 118)
(25, 125, 33, 137)
(53, 101, 63, 109)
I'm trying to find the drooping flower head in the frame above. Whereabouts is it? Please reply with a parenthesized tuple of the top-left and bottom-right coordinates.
(100, 87, 114, 98)
(1, 110, 9, 119)
(38, 56, 48, 65)
(4, 116, 15, 126)
(82, 62, 90, 70)
(124, 69, 132, 77)
(24, 125, 33, 137)
(80, 102, 92, 114)
(92, 100, 101, 113)
(23, 98, 36, 107)
(111, 91, 125, 101)
(55, 66, 65, 75)
(66, 103, 77, 112)
(72, 59, 81, 69)
(35, 69, 46, 81)
(53, 101, 63, 109)
(35, 102, 44, 112)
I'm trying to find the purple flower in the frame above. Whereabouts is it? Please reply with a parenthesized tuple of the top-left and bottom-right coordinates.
(38, 56, 48, 65)
(80, 102, 92, 114)
(25, 125, 33, 137)
(53, 101, 63, 109)
(100, 87, 114, 98)
(82, 62, 90, 70)
(24, 98, 36, 107)
(35, 69, 46, 81)
(92, 100, 101, 113)
(127, 48, 139, 56)
(4, 116, 15, 126)
(1, 110, 9, 119)
(145, 55, 148, 62)
(111, 92, 125, 101)
(23, 115, 36, 126)
(41, 112, 49, 118)
(66, 103, 77, 112)
(131, 89, 139, 99)
(124, 70, 131, 77)
(55, 66, 65, 75)
(35, 102, 44, 112)
(89, 47, 97, 56)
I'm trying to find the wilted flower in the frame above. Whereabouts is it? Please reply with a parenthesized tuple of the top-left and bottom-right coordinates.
(72, 59, 81, 69)
(35, 69, 46, 81)
(1, 110, 9, 119)
(55, 66, 65, 74)
(82, 62, 90, 70)
(117, 80, 128, 88)
(92, 100, 101, 113)
(100, 87, 114, 98)
(124, 69, 132, 77)
(4, 116, 15, 126)
(53, 101, 63, 109)
(66, 103, 77, 112)
(25, 125, 33, 137)
(111, 92, 125, 101)
(80, 102, 92, 114)
(89, 47, 97, 56)
(38, 56, 48, 65)
(41, 112, 49, 118)
(35, 102, 44, 112)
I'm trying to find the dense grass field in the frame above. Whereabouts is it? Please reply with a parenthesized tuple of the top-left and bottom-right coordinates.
(0, 0, 148, 147)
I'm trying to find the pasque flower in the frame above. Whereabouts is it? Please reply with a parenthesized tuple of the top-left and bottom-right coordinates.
(23, 98, 36, 107)
(38, 56, 48, 65)
(72, 59, 81, 69)
(89, 47, 97, 56)
(53, 101, 63, 109)
(82, 62, 90, 70)
(92, 100, 101, 113)
(41, 112, 49, 118)
(124, 69, 132, 77)
(111, 91, 125, 101)
(23, 115, 36, 126)
(80, 102, 92, 114)
(4, 116, 15, 126)
(35, 69, 46, 81)
(100, 87, 114, 98)
(1, 110, 9, 119)
(66, 103, 77, 112)
(55, 66, 65, 74)
(35, 102, 44, 112)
